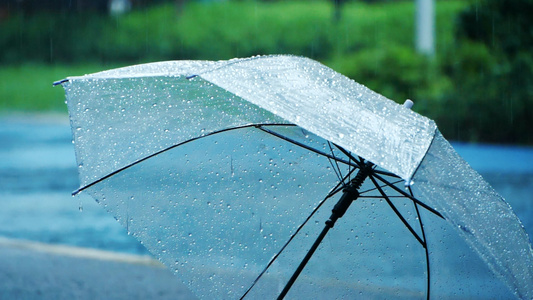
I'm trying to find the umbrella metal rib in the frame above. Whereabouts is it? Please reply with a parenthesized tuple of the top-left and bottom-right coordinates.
(372, 173, 444, 219)
(368, 175, 425, 246)
(71, 124, 276, 195)
(71, 125, 289, 194)
(276, 161, 375, 300)
(239, 168, 354, 300)
(235, 126, 443, 300)
(255, 125, 359, 168)
(71, 120, 442, 300)
(409, 185, 432, 300)
(72, 123, 358, 196)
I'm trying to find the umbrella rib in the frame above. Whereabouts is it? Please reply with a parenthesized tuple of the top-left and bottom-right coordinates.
(240, 171, 351, 299)
(330, 143, 363, 184)
(372, 169, 401, 178)
(332, 144, 400, 179)
(333, 144, 402, 181)
(372, 173, 444, 220)
(327, 141, 346, 184)
(72, 123, 291, 195)
(256, 125, 358, 168)
(326, 167, 358, 198)
(359, 195, 410, 199)
(358, 179, 404, 195)
(333, 144, 364, 168)
(185, 55, 268, 79)
(409, 185, 431, 300)
(372, 171, 438, 299)
(368, 175, 425, 246)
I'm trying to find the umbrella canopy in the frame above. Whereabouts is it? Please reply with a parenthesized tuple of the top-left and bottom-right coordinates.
(56, 55, 532, 299)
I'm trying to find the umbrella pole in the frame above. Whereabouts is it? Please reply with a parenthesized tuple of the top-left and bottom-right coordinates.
(277, 162, 374, 300)
(277, 224, 331, 299)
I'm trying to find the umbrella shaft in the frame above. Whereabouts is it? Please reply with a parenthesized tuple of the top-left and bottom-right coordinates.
(327, 161, 373, 226)
(277, 225, 331, 300)
(278, 162, 373, 299)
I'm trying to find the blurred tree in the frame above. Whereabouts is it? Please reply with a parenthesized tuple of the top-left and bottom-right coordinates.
(175, 0, 188, 14)
(441, 0, 533, 144)
(1, 0, 109, 14)
(0, 0, 175, 15)
(333, 0, 347, 22)
(458, 0, 532, 57)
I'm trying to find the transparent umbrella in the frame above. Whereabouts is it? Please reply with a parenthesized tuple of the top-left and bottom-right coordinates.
(56, 55, 532, 299)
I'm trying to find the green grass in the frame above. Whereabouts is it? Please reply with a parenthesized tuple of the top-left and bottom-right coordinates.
(0, 64, 116, 112)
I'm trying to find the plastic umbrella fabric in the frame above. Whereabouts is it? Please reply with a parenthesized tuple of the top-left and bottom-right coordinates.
(56, 55, 532, 299)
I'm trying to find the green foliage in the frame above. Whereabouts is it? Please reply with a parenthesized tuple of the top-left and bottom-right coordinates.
(98, 6, 181, 62)
(327, 46, 450, 112)
(440, 0, 533, 144)
(0, 1, 465, 64)
(101, 1, 337, 61)
(0, 12, 107, 64)
(457, 0, 533, 57)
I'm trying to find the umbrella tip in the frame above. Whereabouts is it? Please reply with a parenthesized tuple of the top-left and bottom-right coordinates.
(403, 99, 414, 110)
(53, 79, 69, 86)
